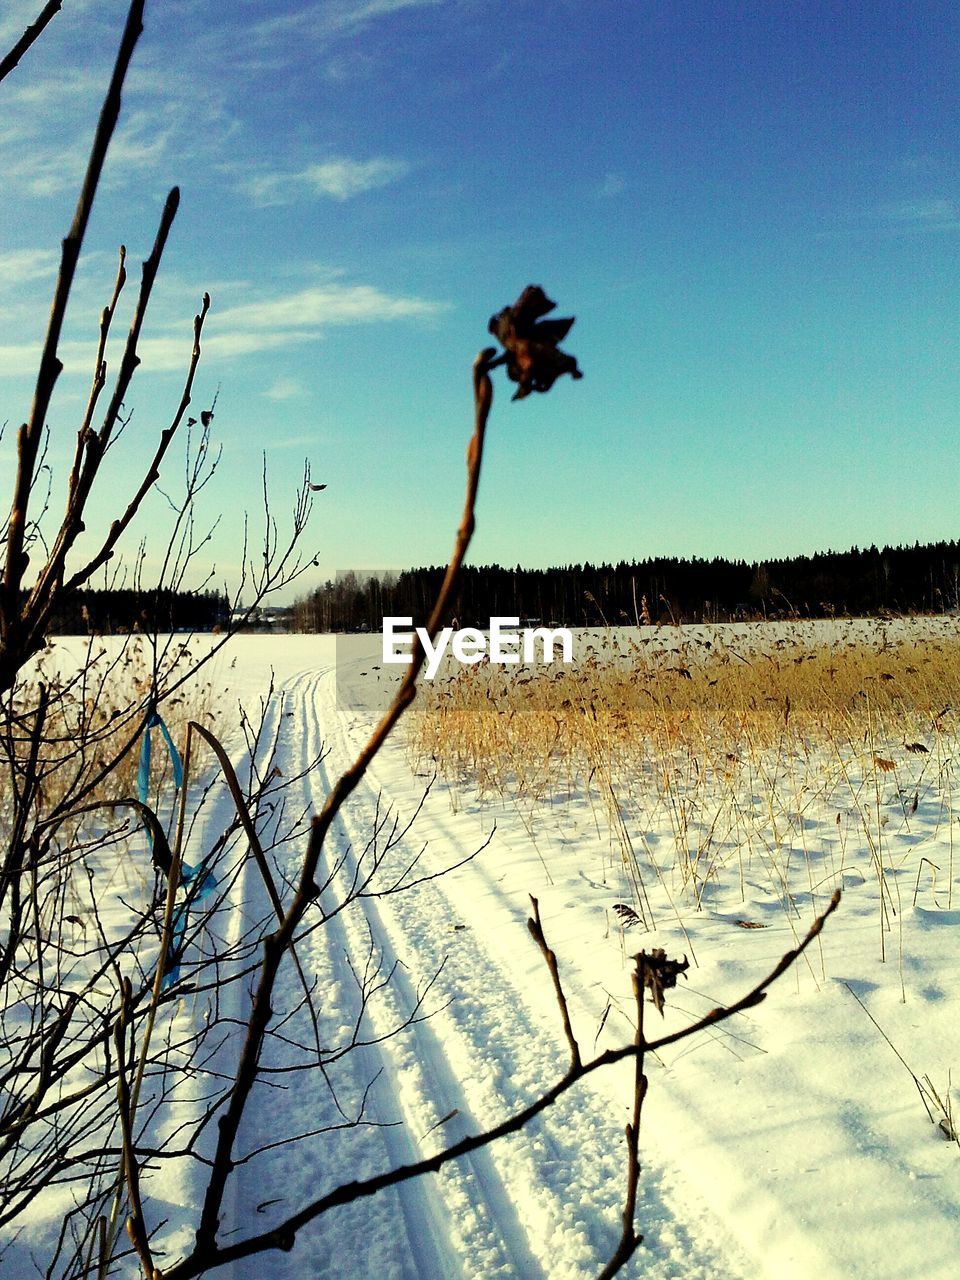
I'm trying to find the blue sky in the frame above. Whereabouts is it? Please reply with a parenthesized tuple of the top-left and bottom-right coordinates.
(1, 0, 957, 601)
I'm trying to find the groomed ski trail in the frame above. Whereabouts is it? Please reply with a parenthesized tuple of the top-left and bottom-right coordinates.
(222, 656, 756, 1280)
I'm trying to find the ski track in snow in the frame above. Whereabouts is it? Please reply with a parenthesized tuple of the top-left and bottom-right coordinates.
(223, 657, 755, 1280)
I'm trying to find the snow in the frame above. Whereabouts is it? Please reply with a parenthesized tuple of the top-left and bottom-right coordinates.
(5, 623, 960, 1278)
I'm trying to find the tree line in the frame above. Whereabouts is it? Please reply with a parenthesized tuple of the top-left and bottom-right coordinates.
(44, 587, 230, 634)
(292, 541, 960, 631)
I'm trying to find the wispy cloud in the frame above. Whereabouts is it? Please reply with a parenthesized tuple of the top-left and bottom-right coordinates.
(596, 172, 626, 199)
(0, 280, 446, 377)
(0, 329, 319, 379)
(321, 48, 378, 82)
(243, 156, 411, 205)
(1, 3, 426, 204)
(0, 0, 98, 49)
(878, 198, 959, 229)
(263, 377, 308, 401)
(817, 197, 960, 240)
(3, 62, 107, 106)
(0, 248, 59, 287)
(212, 282, 443, 330)
(0, 25, 241, 200)
(0, 108, 88, 196)
(183, 0, 448, 77)
(0, 102, 180, 196)
(247, 0, 446, 45)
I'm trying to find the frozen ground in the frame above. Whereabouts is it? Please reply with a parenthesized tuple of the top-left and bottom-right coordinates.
(6, 623, 960, 1278)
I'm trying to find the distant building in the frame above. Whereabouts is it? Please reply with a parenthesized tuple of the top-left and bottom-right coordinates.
(231, 605, 295, 632)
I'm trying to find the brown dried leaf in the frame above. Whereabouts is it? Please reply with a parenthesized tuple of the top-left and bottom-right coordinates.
(488, 285, 583, 401)
(640, 948, 689, 1016)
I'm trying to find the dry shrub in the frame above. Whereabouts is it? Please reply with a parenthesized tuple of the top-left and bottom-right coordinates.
(6, 634, 216, 817)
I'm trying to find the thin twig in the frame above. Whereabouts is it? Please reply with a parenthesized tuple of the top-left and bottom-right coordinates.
(0, 0, 62, 85)
(842, 980, 937, 1123)
(113, 979, 156, 1279)
(597, 954, 646, 1278)
(528, 894, 581, 1069)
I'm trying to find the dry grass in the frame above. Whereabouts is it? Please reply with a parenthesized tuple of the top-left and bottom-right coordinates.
(412, 619, 960, 773)
(409, 617, 960, 935)
(11, 634, 218, 815)
(1, 635, 221, 1028)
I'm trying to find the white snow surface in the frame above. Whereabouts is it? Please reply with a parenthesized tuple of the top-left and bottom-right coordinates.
(6, 623, 960, 1279)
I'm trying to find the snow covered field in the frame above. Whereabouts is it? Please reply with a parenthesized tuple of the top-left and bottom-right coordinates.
(7, 622, 960, 1279)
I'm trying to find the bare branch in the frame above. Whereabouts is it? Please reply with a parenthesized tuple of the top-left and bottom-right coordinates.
(113, 980, 156, 1279)
(527, 893, 581, 1070)
(0, 1, 62, 86)
(2, 0, 146, 637)
(596, 954, 646, 1279)
(59, 284, 208, 596)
